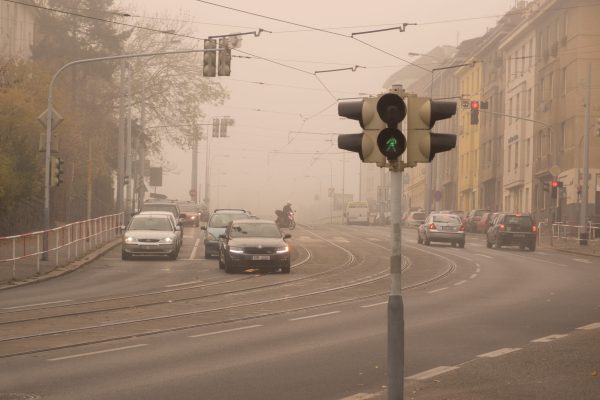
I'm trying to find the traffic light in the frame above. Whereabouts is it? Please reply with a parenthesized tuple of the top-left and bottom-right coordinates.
(542, 181, 549, 192)
(218, 37, 232, 76)
(50, 155, 64, 187)
(124, 176, 129, 186)
(470, 100, 479, 125)
(203, 39, 217, 77)
(551, 180, 559, 199)
(337, 90, 407, 165)
(212, 118, 220, 138)
(406, 96, 457, 165)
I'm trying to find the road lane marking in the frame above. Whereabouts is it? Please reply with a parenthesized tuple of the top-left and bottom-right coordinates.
(189, 238, 201, 260)
(469, 274, 478, 279)
(367, 237, 381, 241)
(4, 299, 72, 310)
(427, 287, 448, 294)
(573, 258, 592, 264)
(361, 301, 387, 308)
(477, 348, 522, 358)
(289, 311, 340, 321)
(406, 366, 459, 380)
(339, 394, 377, 400)
(165, 279, 204, 288)
(332, 237, 350, 243)
(531, 334, 568, 343)
(454, 280, 467, 286)
(189, 324, 263, 338)
(475, 253, 493, 259)
(577, 322, 600, 330)
(48, 344, 147, 361)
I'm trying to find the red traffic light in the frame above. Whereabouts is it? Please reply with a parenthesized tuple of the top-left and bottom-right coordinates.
(551, 180, 559, 188)
(470, 101, 480, 110)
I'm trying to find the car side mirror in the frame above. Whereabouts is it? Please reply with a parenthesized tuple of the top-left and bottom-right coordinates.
(219, 234, 226, 239)
(201, 226, 207, 231)
(180, 213, 187, 218)
(284, 233, 292, 239)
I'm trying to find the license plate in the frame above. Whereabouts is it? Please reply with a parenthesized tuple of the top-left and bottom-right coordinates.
(252, 255, 270, 261)
(142, 244, 158, 249)
(442, 226, 454, 231)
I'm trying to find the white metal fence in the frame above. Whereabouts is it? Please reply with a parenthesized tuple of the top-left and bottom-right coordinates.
(0, 213, 124, 282)
(552, 222, 600, 243)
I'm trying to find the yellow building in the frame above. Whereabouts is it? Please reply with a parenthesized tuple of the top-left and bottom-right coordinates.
(455, 62, 482, 211)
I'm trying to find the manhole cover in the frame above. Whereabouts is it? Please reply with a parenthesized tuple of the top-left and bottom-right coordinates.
(0, 394, 41, 400)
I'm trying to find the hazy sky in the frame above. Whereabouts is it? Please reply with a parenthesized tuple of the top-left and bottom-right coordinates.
(120, 0, 517, 219)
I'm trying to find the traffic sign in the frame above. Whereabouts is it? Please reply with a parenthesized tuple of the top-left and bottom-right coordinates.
(38, 106, 64, 130)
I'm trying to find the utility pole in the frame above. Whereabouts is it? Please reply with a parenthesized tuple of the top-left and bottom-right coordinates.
(192, 127, 199, 204)
(137, 82, 146, 211)
(117, 59, 126, 213)
(204, 123, 211, 210)
(579, 63, 592, 243)
(126, 62, 133, 218)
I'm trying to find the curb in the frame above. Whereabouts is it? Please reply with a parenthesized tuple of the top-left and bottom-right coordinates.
(0, 238, 121, 291)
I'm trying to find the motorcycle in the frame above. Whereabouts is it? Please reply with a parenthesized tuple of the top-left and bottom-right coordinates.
(275, 209, 296, 230)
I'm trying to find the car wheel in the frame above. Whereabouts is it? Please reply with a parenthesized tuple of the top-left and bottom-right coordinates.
(204, 250, 212, 259)
(218, 252, 225, 269)
(424, 236, 430, 246)
(121, 251, 131, 261)
(281, 264, 291, 274)
(224, 261, 234, 274)
(528, 242, 536, 252)
(519, 244, 525, 250)
(168, 251, 177, 260)
(417, 234, 423, 244)
(459, 240, 465, 248)
(495, 237, 501, 249)
(486, 239, 492, 248)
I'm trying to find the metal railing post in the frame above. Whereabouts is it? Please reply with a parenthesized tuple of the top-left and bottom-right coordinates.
(12, 237, 16, 280)
(36, 234, 40, 274)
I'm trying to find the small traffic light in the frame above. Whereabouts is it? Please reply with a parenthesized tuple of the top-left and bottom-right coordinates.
(551, 180, 559, 199)
(50, 155, 64, 187)
(203, 39, 217, 77)
(542, 181, 549, 192)
(212, 118, 220, 138)
(218, 37, 232, 76)
(470, 100, 479, 125)
(124, 176, 129, 186)
(337, 90, 407, 164)
(406, 96, 457, 165)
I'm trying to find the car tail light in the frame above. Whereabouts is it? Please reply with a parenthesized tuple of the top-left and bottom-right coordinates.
(532, 225, 537, 232)
(499, 224, 506, 232)
(429, 223, 437, 230)
(459, 225, 465, 232)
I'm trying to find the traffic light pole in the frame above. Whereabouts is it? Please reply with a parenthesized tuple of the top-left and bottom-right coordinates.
(388, 166, 404, 400)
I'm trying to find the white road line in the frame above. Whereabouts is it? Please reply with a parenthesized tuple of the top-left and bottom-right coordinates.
(577, 322, 600, 330)
(189, 238, 201, 260)
(189, 324, 263, 338)
(332, 237, 350, 243)
(477, 348, 522, 358)
(573, 258, 592, 264)
(367, 237, 381, 241)
(165, 279, 204, 288)
(531, 334, 568, 343)
(475, 253, 494, 259)
(289, 311, 340, 321)
(361, 301, 387, 308)
(454, 280, 467, 286)
(339, 393, 377, 400)
(4, 299, 72, 310)
(48, 344, 148, 361)
(469, 274, 478, 279)
(406, 366, 459, 380)
(427, 287, 448, 294)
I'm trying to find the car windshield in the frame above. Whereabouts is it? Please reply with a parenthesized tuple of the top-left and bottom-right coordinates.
(433, 215, 461, 224)
(128, 217, 172, 231)
(503, 215, 533, 228)
(229, 223, 281, 238)
(142, 204, 177, 215)
(209, 213, 247, 228)
(180, 205, 199, 212)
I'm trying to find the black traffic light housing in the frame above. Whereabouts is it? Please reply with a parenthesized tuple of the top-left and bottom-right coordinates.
(470, 100, 479, 125)
(203, 39, 217, 77)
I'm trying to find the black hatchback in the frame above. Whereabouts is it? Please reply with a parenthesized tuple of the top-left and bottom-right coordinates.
(486, 213, 537, 251)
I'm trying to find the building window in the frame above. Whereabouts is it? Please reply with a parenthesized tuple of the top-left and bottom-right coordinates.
(515, 141, 519, 170)
(508, 144, 512, 172)
(526, 138, 531, 166)
(527, 88, 532, 117)
(559, 122, 566, 151)
(509, 97, 513, 125)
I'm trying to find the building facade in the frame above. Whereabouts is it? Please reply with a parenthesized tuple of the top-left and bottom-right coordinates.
(0, 1, 35, 60)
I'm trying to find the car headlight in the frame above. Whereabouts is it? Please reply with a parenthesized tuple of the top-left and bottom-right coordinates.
(229, 246, 244, 254)
(276, 245, 289, 254)
(161, 237, 174, 244)
(124, 236, 136, 243)
(191, 216, 197, 219)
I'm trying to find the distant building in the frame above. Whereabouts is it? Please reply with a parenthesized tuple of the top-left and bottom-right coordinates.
(0, 1, 35, 60)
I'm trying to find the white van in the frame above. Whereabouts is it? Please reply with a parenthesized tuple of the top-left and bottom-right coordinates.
(345, 201, 370, 225)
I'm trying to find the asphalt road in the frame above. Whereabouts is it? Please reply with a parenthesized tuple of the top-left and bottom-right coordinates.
(0, 223, 598, 400)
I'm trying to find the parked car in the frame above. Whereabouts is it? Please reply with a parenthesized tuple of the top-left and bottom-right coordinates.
(404, 211, 426, 228)
(417, 213, 465, 247)
(465, 209, 491, 232)
(476, 212, 496, 233)
(121, 213, 181, 260)
(486, 213, 537, 251)
(201, 209, 252, 259)
(218, 219, 292, 274)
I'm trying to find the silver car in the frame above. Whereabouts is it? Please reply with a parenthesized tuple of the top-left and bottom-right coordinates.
(122, 214, 181, 260)
(417, 213, 465, 248)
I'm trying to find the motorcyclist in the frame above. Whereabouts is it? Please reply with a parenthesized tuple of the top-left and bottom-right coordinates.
(282, 201, 293, 216)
